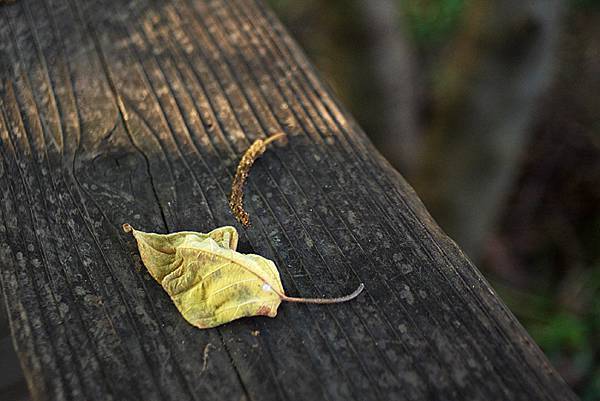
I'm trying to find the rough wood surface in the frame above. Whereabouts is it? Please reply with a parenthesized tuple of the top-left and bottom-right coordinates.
(0, 0, 578, 400)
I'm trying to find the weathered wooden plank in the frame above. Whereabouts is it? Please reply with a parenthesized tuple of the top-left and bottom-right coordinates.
(0, 0, 578, 400)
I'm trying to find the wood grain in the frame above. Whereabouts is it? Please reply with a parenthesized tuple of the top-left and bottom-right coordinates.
(0, 0, 578, 400)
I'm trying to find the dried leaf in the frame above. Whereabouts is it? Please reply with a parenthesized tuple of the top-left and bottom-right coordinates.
(123, 224, 364, 329)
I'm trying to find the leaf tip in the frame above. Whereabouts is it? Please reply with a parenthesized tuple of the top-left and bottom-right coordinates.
(122, 223, 134, 233)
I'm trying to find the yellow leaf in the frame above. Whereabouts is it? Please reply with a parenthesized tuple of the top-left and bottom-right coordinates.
(123, 224, 364, 329)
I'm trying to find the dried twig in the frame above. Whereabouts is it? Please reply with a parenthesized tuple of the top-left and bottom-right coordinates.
(201, 343, 213, 373)
(229, 132, 286, 226)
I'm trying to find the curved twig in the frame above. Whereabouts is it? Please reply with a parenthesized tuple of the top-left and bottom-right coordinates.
(229, 132, 286, 227)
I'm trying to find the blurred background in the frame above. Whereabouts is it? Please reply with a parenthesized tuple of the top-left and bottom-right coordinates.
(269, 0, 600, 401)
(267, 0, 599, 399)
(0, 0, 598, 400)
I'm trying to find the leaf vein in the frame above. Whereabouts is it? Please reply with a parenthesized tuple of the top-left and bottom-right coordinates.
(204, 277, 260, 302)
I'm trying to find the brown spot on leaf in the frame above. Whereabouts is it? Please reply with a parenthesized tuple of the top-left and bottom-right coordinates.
(256, 305, 272, 317)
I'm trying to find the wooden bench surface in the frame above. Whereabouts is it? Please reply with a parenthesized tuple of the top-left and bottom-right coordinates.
(0, 0, 578, 400)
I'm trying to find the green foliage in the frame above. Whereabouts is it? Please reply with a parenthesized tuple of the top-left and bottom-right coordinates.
(402, 0, 465, 46)
(495, 264, 599, 399)
(531, 313, 588, 351)
(583, 368, 600, 401)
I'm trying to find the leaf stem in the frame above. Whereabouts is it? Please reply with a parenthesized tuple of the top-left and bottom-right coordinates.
(280, 283, 364, 304)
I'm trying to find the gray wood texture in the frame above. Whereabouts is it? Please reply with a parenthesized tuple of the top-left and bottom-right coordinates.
(0, 0, 578, 400)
